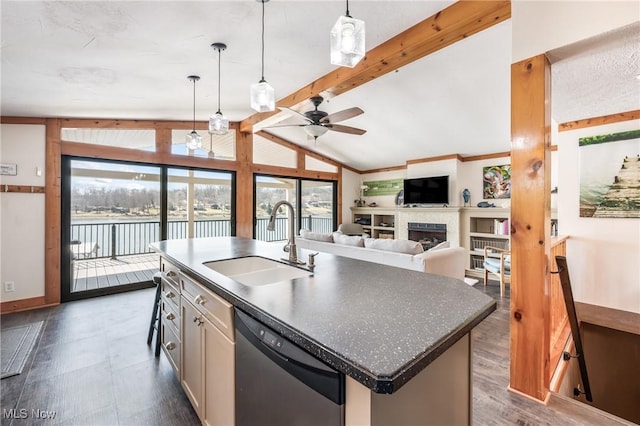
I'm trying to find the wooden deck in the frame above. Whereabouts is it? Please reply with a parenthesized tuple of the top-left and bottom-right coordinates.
(72, 253, 159, 293)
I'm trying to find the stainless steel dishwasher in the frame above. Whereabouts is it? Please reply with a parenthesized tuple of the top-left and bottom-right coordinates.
(235, 308, 345, 426)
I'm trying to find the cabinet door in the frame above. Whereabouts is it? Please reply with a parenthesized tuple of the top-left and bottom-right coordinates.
(203, 318, 236, 426)
(181, 299, 204, 419)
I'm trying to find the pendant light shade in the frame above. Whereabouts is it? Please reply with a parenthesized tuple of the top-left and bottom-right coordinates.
(209, 43, 229, 135)
(186, 75, 202, 150)
(251, 0, 275, 112)
(330, 0, 365, 68)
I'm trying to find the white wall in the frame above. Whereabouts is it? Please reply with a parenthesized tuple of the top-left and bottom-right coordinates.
(512, 0, 639, 62)
(557, 119, 640, 314)
(341, 168, 362, 222)
(0, 124, 46, 302)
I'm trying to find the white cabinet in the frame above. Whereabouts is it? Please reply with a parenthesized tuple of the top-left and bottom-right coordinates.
(179, 273, 235, 426)
(160, 258, 181, 378)
(351, 207, 396, 239)
(460, 208, 510, 278)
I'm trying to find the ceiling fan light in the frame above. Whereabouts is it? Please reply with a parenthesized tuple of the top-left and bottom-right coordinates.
(304, 124, 329, 138)
(330, 15, 365, 68)
(250, 79, 275, 112)
(209, 111, 229, 135)
(186, 130, 202, 150)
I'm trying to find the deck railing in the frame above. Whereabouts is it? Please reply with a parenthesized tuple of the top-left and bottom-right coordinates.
(71, 215, 333, 258)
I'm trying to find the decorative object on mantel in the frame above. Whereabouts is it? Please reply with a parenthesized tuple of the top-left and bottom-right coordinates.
(578, 129, 640, 218)
(0, 163, 17, 176)
(483, 165, 511, 199)
(330, 0, 365, 68)
(395, 189, 404, 206)
(477, 201, 496, 208)
(462, 188, 471, 206)
(355, 184, 368, 207)
(185, 75, 203, 150)
(208, 42, 229, 136)
(362, 179, 403, 196)
(250, 0, 275, 112)
(368, 202, 377, 207)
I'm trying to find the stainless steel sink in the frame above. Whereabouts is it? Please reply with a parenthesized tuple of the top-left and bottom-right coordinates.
(203, 256, 311, 286)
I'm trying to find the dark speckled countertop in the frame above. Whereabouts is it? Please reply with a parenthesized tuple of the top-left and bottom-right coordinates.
(151, 237, 496, 394)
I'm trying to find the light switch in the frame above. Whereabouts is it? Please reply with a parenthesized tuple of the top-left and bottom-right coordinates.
(36, 167, 42, 177)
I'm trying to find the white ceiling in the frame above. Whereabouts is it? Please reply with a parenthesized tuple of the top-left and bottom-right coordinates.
(1, 1, 638, 171)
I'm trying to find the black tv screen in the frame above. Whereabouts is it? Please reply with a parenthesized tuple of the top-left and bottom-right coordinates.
(403, 176, 449, 205)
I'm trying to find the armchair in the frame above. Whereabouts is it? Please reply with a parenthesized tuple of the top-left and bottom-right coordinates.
(483, 246, 511, 297)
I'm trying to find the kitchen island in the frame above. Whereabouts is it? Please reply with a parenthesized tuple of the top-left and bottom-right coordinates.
(151, 237, 496, 425)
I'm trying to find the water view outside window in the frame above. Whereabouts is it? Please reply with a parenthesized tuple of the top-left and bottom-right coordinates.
(167, 168, 233, 238)
(70, 160, 161, 259)
(254, 176, 335, 242)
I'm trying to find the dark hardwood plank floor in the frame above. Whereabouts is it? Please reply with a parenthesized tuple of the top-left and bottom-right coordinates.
(1, 281, 630, 425)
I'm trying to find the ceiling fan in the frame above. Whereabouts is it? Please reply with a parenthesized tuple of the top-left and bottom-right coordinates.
(265, 96, 366, 140)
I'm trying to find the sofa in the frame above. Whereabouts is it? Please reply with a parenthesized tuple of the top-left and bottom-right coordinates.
(297, 229, 466, 281)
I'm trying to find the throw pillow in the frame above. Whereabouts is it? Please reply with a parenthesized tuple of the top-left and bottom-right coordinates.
(428, 241, 450, 251)
(332, 232, 365, 247)
(363, 238, 424, 254)
(299, 229, 333, 243)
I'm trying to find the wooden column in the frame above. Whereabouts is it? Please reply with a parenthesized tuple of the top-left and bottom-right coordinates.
(45, 118, 62, 305)
(235, 132, 254, 238)
(509, 54, 552, 402)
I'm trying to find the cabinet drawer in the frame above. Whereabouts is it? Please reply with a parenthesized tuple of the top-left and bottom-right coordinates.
(161, 319, 181, 378)
(161, 277, 180, 313)
(180, 273, 234, 341)
(160, 258, 181, 288)
(161, 299, 180, 338)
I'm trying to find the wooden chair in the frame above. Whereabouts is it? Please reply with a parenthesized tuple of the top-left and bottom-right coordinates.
(483, 246, 511, 297)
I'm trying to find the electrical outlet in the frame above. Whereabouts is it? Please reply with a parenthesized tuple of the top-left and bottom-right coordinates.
(4, 281, 15, 292)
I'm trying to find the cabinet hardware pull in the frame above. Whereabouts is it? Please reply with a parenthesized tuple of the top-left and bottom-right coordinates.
(164, 291, 175, 299)
(194, 295, 206, 305)
(166, 270, 177, 278)
(165, 313, 175, 320)
(166, 342, 176, 351)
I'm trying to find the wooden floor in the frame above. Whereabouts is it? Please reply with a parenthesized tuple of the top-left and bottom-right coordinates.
(1, 282, 630, 425)
(72, 253, 159, 293)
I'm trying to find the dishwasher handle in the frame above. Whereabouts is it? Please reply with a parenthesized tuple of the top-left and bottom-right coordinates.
(235, 308, 345, 405)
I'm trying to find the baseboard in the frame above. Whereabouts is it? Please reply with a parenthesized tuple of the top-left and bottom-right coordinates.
(0, 296, 58, 314)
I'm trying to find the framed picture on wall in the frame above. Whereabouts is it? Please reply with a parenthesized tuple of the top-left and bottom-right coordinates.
(579, 129, 640, 218)
(483, 165, 511, 199)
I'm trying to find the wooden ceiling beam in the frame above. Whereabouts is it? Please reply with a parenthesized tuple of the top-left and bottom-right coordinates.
(240, 0, 511, 133)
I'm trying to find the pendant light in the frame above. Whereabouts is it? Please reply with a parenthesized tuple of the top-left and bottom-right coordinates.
(186, 75, 202, 150)
(250, 0, 275, 112)
(209, 42, 229, 135)
(330, 0, 365, 68)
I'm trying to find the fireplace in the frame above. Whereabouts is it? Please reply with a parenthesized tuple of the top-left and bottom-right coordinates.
(408, 222, 447, 250)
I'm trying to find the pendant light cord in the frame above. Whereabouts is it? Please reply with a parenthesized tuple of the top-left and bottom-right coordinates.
(345, 0, 351, 17)
(261, 0, 265, 81)
(192, 78, 196, 131)
(217, 48, 222, 114)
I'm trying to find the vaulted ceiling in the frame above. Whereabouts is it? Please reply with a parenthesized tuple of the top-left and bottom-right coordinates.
(1, 1, 637, 171)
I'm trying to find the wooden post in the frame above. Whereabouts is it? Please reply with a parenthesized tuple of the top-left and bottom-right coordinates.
(235, 132, 254, 238)
(45, 118, 62, 305)
(509, 54, 552, 402)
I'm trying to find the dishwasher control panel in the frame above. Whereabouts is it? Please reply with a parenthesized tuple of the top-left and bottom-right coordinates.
(259, 328, 283, 349)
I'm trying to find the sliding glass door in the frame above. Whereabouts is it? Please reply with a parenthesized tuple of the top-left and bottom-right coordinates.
(62, 158, 235, 301)
(62, 158, 162, 301)
(254, 175, 336, 242)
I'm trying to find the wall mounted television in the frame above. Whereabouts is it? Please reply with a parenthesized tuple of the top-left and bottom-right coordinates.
(403, 176, 449, 205)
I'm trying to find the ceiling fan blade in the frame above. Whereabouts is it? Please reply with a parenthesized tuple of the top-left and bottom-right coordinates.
(262, 124, 308, 129)
(278, 106, 312, 123)
(321, 107, 364, 123)
(325, 123, 367, 135)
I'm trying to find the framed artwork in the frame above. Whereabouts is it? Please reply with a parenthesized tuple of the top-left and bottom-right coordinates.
(483, 165, 511, 199)
(579, 129, 640, 218)
(362, 179, 403, 196)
